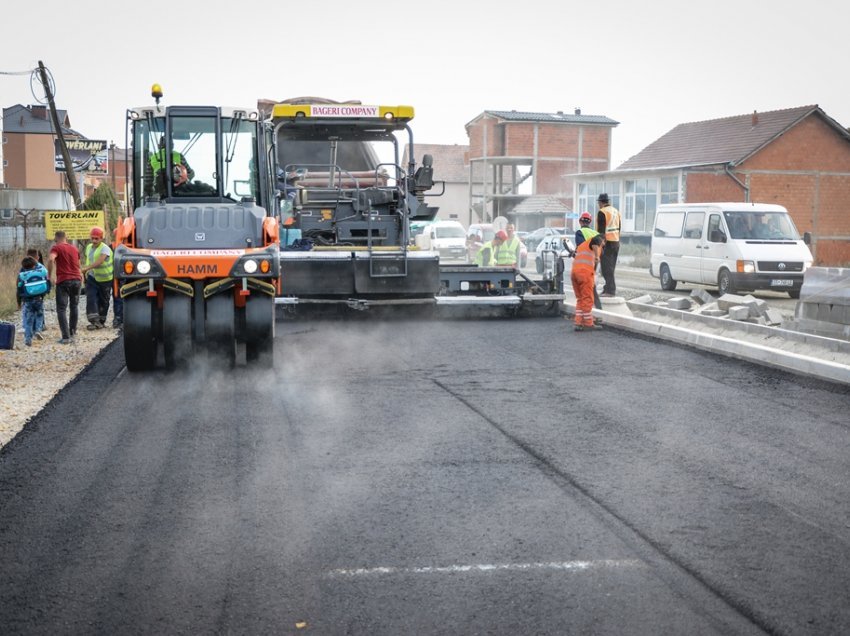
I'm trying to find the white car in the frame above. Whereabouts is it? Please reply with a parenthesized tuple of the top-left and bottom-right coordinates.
(420, 220, 468, 260)
(534, 233, 570, 273)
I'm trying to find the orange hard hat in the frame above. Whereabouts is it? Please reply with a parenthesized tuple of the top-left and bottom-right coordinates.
(495, 230, 508, 241)
(90, 226, 104, 238)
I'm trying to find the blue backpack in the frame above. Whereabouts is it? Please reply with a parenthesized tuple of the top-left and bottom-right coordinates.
(19, 265, 49, 298)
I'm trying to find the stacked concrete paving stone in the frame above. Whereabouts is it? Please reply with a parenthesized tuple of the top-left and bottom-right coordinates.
(629, 290, 787, 327)
(785, 266, 850, 340)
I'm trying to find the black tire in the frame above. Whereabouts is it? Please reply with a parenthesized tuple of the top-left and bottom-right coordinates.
(205, 292, 236, 368)
(123, 295, 156, 372)
(162, 293, 192, 370)
(659, 264, 677, 291)
(788, 289, 801, 299)
(718, 269, 736, 296)
(244, 294, 275, 368)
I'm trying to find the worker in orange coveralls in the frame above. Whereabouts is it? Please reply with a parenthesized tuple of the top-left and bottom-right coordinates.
(570, 212, 604, 331)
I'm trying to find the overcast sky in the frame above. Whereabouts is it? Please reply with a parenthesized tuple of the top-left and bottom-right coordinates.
(2, 0, 848, 169)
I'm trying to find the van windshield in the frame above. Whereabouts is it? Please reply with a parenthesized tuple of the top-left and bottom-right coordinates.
(724, 211, 800, 240)
(435, 226, 466, 239)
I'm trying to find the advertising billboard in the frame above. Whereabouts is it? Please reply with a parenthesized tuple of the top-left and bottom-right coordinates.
(44, 210, 106, 240)
(54, 139, 108, 174)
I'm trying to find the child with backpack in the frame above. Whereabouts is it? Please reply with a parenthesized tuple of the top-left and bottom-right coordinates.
(26, 248, 47, 335)
(16, 256, 50, 347)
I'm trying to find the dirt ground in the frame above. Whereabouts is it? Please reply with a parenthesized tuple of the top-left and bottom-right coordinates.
(0, 302, 118, 449)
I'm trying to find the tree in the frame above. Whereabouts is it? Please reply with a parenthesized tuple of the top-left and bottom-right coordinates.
(81, 183, 122, 231)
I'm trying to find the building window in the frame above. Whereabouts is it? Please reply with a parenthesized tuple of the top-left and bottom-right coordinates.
(660, 176, 679, 204)
(624, 178, 658, 233)
(0, 209, 13, 220)
(577, 182, 620, 218)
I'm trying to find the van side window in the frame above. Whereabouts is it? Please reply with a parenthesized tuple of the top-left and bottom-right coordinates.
(707, 214, 724, 242)
(654, 211, 684, 238)
(683, 212, 705, 239)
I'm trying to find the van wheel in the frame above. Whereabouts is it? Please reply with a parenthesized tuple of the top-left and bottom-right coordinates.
(718, 269, 736, 295)
(660, 264, 677, 291)
(788, 289, 801, 299)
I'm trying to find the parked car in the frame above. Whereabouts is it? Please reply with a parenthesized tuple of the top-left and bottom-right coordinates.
(535, 233, 569, 273)
(524, 226, 567, 252)
(419, 220, 468, 260)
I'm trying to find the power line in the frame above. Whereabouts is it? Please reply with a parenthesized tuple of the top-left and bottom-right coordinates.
(0, 69, 36, 76)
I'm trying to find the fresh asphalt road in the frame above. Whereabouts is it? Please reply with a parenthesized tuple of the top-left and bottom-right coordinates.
(1, 317, 849, 635)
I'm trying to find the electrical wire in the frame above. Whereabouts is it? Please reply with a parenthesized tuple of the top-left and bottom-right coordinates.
(30, 67, 55, 105)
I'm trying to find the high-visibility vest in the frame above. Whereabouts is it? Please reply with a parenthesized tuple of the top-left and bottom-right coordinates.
(576, 226, 597, 245)
(84, 243, 114, 282)
(495, 239, 517, 265)
(149, 149, 185, 173)
(600, 205, 621, 242)
(501, 236, 521, 264)
(572, 239, 596, 275)
(474, 241, 496, 266)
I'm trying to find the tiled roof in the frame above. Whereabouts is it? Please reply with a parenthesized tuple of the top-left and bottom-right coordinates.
(2, 104, 76, 136)
(475, 110, 618, 126)
(510, 194, 571, 215)
(616, 105, 847, 170)
(402, 143, 469, 183)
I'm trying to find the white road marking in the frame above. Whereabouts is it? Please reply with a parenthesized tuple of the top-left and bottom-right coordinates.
(327, 559, 642, 578)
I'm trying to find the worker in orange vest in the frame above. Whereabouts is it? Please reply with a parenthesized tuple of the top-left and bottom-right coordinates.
(596, 192, 621, 297)
(571, 212, 604, 331)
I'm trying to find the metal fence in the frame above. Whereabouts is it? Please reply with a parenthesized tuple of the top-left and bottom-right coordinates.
(0, 225, 47, 251)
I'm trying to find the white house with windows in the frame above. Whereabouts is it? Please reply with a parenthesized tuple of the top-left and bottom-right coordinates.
(569, 105, 850, 261)
(574, 174, 680, 238)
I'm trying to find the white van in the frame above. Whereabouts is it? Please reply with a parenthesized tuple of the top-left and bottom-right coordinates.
(416, 220, 467, 260)
(649, 203, 813, 298)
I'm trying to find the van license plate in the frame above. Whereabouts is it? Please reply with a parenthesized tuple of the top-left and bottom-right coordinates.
(770, 279, 793, 287)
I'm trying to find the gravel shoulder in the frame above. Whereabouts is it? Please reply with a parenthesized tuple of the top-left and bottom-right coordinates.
(0, 298, 119, 449)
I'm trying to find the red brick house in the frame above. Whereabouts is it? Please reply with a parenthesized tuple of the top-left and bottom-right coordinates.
(465, 109, 618, 231)
(573, 105, 850, 265)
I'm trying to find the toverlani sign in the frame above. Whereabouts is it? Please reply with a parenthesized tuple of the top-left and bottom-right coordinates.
(44, 210, 106, 240)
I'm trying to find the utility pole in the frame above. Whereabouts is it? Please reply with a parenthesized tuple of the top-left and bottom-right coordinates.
(110, 142, 116, 192)
(36, 60, 82, 208)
